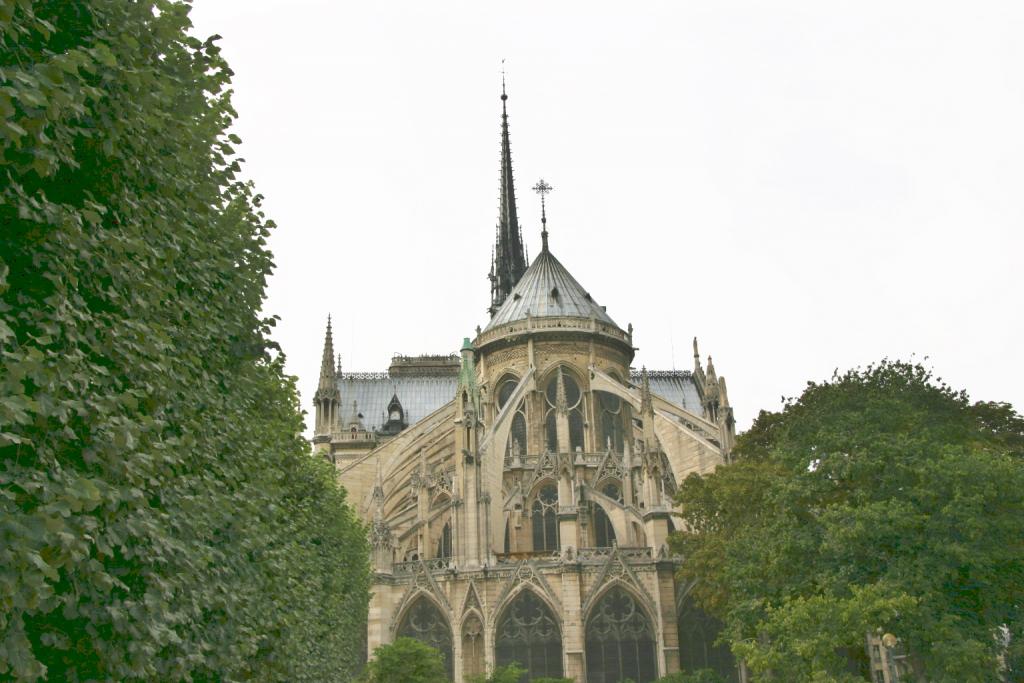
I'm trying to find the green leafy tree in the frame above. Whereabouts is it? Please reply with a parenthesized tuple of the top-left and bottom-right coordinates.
(0, 1, 369, 681)
(654, 670, 726, 683)
(361, 637, 448, 683)
(673, 361, 1024, 682)
(466, 664, 574, 683)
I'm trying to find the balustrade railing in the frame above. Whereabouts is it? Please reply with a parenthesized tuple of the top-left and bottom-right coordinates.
(576, 546, 653, 562)
(392, 557, 452, 575)
(476, 316, 631, 348)
(389, 545, 657, 576)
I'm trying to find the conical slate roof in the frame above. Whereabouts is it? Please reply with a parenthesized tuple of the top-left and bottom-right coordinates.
(484, 244, 618, 331)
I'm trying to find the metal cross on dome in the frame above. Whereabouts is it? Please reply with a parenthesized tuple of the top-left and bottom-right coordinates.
(532, 178, 553, 225)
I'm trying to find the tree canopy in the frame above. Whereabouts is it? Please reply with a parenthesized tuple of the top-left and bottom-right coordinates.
(1, 1, 369, 680)
(673, 360, 1024, 682)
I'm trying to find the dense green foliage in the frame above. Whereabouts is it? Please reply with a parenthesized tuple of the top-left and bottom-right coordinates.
(673, 361, 1024, 682)
(467, 664, 526, 683)
(653, 670, 726, 683)
(361, 638, 448, 683)
(0, 1, 369, 680)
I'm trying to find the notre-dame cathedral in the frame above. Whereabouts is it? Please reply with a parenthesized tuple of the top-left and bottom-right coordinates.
(312, 86, 742, 683)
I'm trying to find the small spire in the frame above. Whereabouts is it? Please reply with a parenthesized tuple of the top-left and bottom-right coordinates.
(641, 366, 654, 416)
(532, 178, 553, 252)
(318, 315, 336, 390)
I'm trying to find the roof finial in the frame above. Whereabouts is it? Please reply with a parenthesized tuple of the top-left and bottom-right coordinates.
(501, 58, 507, 101)
(532, 178, 553, 252)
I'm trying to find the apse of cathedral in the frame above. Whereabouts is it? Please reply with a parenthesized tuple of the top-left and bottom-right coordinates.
(312, 86, 742, 683)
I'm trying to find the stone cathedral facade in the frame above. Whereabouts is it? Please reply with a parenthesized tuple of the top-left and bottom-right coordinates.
(313, 88, 741, 683)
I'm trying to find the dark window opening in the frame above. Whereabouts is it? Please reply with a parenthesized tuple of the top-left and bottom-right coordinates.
(677, 594, 739, 682)
(531, 485, 559, 552)
(396, 596, 453, 680)
(594, 504, 616, 548)
(585, 586, 657, 683)
(569, 411, 585, 452)
(495, 590, 564, 681)
(597, 391, 625, 453)
(436, 521, 452, 560)
(545, 412, 558, 453)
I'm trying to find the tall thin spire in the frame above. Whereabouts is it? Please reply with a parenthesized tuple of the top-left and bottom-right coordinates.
(489, 73, 527, 316)
(318, 315, 336, 390)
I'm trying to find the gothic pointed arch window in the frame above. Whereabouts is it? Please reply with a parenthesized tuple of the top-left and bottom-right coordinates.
(544, 367, 585, 453)
(596, 390, 625, 453)
(677, 594, 739, 682)
(531, 483, 559, 552)
(594, 503, 616, 548)
(495, 590, 564, 680)
(395, 595, 454, 680)
(585, 585, 658, 683)
(497, 375, 528, 463)
(593, 481, 621, 548)
(436, 521, 452, 561)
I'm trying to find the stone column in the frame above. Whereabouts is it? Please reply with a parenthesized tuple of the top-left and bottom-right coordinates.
(656, 563, 682, 676)
(560, 568, 586, 681)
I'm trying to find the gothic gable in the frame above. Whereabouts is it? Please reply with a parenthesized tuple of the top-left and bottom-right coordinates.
(582, 545, 656, 618)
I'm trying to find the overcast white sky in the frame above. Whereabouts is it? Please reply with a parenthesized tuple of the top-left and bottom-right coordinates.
(189, 1, 1023, 432)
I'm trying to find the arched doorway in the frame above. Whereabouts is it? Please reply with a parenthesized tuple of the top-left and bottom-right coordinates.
(585, 585, 658, 683)
(495, 590, 564, 680)
(395, 595, 453, 680)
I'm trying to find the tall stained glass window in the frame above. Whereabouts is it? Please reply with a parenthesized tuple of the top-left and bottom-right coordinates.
(531, 484, 559, 552)
(678, 594, 739, 682)
(585, 586, 657, 683)
(596, 390, 625, 453)
(498, 376, 528, 462)
(544, 368, 585, 453)
(396, 596, 453, 680)
(495, 590, 564, 681)
(436, 521, 452, 560)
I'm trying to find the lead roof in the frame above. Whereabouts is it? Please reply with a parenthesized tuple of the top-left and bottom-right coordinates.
(335, 369, 699, 432)
(484, 246, 618, 331)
